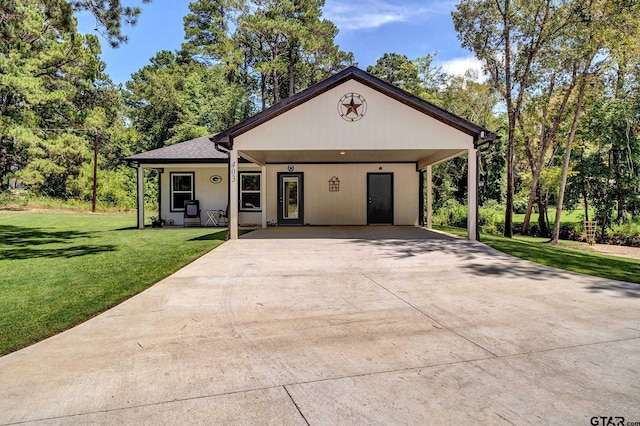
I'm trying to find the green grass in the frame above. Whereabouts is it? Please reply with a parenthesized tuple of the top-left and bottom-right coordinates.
(434, 225, 640, 284)
(0, 210, 227, 355)
(512, 207, 588, 224)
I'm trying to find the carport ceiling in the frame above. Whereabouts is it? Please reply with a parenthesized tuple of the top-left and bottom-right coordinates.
(240, 149, 465, 166)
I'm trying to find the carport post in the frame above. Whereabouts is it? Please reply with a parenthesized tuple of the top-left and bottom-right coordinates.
(136, 165, 144, 229)
(261, 165, 267, 228)
(229, 149, 239, 240)
(426, 165, 433, 229)
(467, 148, 477, 240)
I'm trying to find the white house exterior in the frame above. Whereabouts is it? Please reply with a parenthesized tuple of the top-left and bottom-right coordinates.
(125, 67, 497, 239)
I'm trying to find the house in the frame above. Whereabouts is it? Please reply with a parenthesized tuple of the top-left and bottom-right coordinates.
(125, 66, 497, 240)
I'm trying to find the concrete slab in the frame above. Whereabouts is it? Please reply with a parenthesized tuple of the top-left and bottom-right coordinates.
(28, 388, 306, 426)
(287, 339, 640, 425)
(1, 226, 639, 424)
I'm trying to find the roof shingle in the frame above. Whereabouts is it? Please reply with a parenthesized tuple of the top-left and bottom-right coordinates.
(124, 134, 227, 164)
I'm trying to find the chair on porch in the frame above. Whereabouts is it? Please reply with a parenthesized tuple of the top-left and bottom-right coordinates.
(217, 206, 229, 227)
(183, 200, 201, 227)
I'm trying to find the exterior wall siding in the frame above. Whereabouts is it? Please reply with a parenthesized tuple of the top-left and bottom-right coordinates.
(235, 80, 474, 151)
(266, 163, 419, 226)
(158, 165, 260, 226)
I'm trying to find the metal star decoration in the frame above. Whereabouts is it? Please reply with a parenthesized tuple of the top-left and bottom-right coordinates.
(342, 97, 362, 117)
(337, 93, 367, 122)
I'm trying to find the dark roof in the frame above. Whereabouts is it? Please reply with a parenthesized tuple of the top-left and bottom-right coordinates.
(124, 134, 228, 164)
(212, 66, 498, 146)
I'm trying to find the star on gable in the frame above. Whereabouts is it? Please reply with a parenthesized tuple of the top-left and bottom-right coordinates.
(337, 93, 367, 122)
(342, 97, 362, 117)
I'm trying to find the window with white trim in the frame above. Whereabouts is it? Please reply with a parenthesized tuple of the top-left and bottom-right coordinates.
(170, 172, 194, 211)
(240, 172, 261, 211)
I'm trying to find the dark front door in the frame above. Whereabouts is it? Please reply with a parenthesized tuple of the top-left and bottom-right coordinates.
(367, 173, 393, 224)
(278, 173, 304, 225)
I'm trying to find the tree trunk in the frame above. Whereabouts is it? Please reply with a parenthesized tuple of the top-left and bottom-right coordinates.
(503, 0, 514, 238)
(521, 88, 549, 236)
(522, 160, 543, 235)
(272, 68, 280, 104)
(545, 203, 550, 234)
(272, 40, 280, 105)
(288, 46, 295, 97)
(522, 73, 576, 234)
(536, 187, 548, 236)
(504, 114, 516, 237)
(260, 72, 266, 110)
(550, 75, 587, 244)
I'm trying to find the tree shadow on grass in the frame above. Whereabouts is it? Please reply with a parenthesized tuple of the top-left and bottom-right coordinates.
(0, 225, 93, 247)
(189, 230, 228, 241)
(114, 226, 137, 231)
(0, 225, 116, 260)
(0, 245, 117, 260)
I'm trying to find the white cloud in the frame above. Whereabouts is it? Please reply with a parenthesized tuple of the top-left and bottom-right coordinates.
(323, 1, 441, 30)
(439, 56, 486, 80)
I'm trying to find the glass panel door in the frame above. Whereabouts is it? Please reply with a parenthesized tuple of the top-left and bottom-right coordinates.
(283, 177, 299, 219)
(277, 173, 304, 225)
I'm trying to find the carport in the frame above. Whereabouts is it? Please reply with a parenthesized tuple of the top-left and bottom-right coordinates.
(209, 67, 497, 240)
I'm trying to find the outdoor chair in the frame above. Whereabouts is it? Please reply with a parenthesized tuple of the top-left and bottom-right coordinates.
(183, 200, 201, 227)
(217, 206, 229, 227)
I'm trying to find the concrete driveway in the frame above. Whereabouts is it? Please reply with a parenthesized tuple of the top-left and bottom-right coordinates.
(1, 227, 639, 425)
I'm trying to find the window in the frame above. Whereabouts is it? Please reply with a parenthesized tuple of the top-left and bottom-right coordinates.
(170, 172, 194, 211)
(240, 172, 261, 211)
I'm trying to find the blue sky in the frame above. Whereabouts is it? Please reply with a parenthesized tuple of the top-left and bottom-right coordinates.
(77, 0, 482, 86)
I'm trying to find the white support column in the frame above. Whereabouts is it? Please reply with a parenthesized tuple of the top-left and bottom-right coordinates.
(261, 165, 267, 228)
(136, 165, 145, 229)
(468, 148, 478, 240)
(229, 149, 239, 240)
(426, 165, 433, 229)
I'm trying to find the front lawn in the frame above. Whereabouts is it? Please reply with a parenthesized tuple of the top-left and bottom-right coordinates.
(0, 209, 227, 356)
(435, 225, 640, 284)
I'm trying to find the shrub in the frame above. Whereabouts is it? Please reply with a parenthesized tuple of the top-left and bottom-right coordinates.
(478, 201, 503, 235)
(513, 197, 528, 214)
(558, 222, 582, 240)
(433, 199, 467, 228)
(606, 220, 640, 247)
(433, 200, 505, 235)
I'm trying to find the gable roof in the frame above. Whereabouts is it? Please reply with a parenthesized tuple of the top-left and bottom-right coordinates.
(211, 66, 498, 147)
(124, 134, 228, 164)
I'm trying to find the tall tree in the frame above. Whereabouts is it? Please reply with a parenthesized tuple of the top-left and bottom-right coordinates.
(548, 0, 637, 243)
(182, 0, 353, 109)
(366, 53, 422, 95)
(453, 0, 583, 237)
(1, 0, 107, 195)
(125, 50, 251, 152)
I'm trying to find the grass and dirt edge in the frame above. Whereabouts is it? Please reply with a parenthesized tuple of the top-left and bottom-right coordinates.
(435, 225, 640, 284)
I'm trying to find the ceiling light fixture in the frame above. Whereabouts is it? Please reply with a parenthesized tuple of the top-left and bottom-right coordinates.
(340, 151, 346, 155)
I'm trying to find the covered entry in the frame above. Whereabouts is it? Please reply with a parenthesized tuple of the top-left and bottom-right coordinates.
(209, 67, 497, 239)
